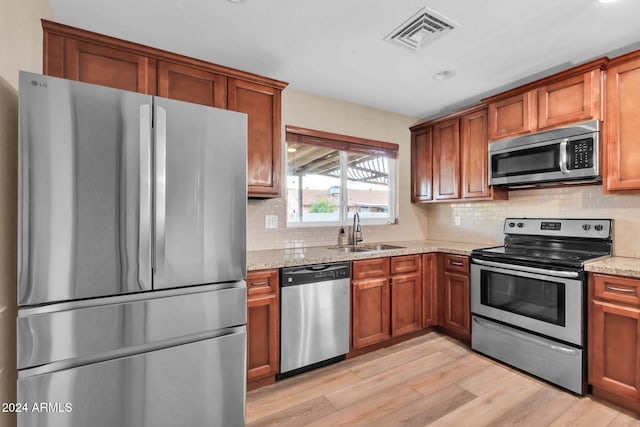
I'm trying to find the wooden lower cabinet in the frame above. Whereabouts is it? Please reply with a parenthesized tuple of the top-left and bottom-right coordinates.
(589, 273, 640, 411)
(422, 254, 438, 328)
(352, 276, 391, 348)
(246, 269, 279, 387)
(438, 255, 471, 343)
(391, 255, 422, 337)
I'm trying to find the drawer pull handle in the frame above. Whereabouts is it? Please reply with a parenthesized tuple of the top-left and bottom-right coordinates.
(250, 281, 268, 287)
(606, 285, 636, 294)
(449, 261, 464, 266)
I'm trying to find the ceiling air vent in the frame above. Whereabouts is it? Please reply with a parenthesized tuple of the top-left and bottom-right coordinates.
(384, 7, 460, 52)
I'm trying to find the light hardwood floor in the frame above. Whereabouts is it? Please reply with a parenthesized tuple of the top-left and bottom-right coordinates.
(246, 332, 640, 426)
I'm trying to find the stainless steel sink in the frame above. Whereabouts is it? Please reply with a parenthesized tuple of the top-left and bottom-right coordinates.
(361, 244, 406, 251)
(328, 244, 405, 253)
(330, 246, 373, 253)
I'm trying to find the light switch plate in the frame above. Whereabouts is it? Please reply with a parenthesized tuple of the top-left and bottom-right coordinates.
(265, 214, 278, 229)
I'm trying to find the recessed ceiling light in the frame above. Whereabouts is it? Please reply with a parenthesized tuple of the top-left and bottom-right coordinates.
(597, 0, 617, 3)
(227, 0, 245, 3)
(433, 70, 456, 80)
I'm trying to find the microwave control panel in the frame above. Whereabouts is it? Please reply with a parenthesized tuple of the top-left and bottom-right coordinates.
(567, 138, 594, 170)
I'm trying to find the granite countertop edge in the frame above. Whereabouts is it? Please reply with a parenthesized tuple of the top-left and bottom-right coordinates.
(585, 257, 640, 279)
(247, 240, 493, 271)
(249, 241, 640, 279)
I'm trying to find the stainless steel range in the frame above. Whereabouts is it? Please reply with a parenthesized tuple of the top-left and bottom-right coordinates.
(470, 218, 612, 395)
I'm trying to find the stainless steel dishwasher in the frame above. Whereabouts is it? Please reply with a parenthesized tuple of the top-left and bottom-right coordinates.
(279, 262, 350, 378)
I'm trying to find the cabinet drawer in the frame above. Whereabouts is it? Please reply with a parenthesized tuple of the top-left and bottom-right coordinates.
(247, 269, 279, 296)
(390, 255, 421, 275)
(593, 274, 640, 306)
(352, 258, 390, 280)
(442, 254, 469, 274)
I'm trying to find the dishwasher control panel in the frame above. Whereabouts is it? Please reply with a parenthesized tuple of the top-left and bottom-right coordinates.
(281, 262, 350, 287)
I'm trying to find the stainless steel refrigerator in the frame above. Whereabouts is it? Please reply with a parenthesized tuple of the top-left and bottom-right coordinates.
(17, 71, 247, 427)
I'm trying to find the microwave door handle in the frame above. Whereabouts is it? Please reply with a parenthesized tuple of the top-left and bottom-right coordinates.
(559, 139, 569, 174)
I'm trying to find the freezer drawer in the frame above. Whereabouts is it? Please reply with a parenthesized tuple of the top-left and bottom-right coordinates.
(472, 316, 584, 394)
(18, 329, 246, 427)
(18, 282, 246, 371)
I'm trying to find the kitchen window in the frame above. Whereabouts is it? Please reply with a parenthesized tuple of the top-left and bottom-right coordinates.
(285, 125, 398, 227)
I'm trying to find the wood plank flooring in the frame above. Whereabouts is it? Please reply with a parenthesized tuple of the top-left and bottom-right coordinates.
(246, 332, 640, 426)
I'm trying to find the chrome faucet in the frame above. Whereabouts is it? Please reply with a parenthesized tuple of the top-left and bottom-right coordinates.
(351, 212, 363, 246)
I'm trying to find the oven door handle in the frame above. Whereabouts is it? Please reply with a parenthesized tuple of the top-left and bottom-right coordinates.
(471, 258, 580, 278)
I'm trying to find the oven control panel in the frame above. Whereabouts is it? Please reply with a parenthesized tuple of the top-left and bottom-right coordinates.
(504, 218, 611, 239)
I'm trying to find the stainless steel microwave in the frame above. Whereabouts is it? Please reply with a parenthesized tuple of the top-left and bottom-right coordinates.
(488, 120, 600, 187)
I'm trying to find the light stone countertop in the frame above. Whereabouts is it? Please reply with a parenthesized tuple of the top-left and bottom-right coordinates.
(247, 240, 493, 271)
(585, 257, 640, 279)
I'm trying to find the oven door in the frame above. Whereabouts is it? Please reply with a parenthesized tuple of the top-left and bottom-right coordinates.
(470, 259, 583, 346)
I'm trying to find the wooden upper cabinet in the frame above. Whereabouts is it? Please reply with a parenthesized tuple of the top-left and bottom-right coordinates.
(45, 33, 157, 94)
(487, 91, 536, 141)
(537, 70, 600, 130)
(411, 127, 433, 202)
(605, 53, 640, 192)
(410, 106, 505, 204)
(461, 108, 491, 199)
(228, 79, 282, 198)
(42, 20, 288, 199)
(485, 59, 606, 141)
(157, 62, 227, 108)
(432, 118, 460, 200)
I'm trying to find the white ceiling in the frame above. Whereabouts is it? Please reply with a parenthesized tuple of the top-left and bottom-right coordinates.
(49, 0, 640, 120)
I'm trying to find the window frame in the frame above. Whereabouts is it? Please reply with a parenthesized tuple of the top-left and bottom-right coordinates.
(285, 125, 399, 228)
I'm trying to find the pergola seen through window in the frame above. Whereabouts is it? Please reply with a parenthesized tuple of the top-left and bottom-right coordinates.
(285, 126, 399, 227)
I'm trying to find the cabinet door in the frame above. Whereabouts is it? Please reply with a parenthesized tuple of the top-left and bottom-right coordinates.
(56, 38, 156, 94)
(391, 272, 422, 337)
(352, 278, 390, 348)
(247, 293, 279, 381)
(538, 70, 600, 130)
(228, 79, 282, 198)
(461, 108, 491, 199)
(157, 62, 227, 108)
(606, 57, 640, 191)
(589, 299, 640, 400)
(440, 271, 470, 340)
(422, 254, 437, 328)
(411, 127, 433, 202)
(488, 92, 536, 141)
(432, 119, 460, 200)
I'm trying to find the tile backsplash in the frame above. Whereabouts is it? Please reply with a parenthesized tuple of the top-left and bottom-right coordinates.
(427, 185, 640, 258)
(247, 198, 429, 251)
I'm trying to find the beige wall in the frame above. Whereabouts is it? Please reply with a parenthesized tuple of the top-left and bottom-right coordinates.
(427, 185, 640, 257)
(0, 1, 52, 425)
(247, 89, 429, 251)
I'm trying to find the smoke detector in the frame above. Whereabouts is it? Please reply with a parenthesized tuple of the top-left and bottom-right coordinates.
(385, 7, 460, 52)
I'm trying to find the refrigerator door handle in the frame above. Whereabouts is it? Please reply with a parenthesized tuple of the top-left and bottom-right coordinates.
(139, 105, 153, 289)
(154, 105, 167, 278)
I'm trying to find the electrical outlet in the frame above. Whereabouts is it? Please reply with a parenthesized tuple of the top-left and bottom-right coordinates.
(265, 214, 278, 229)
